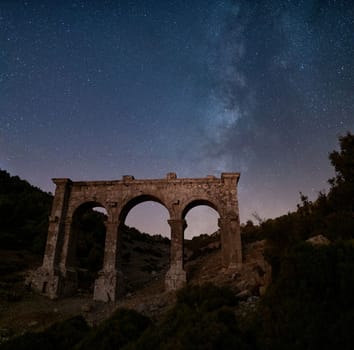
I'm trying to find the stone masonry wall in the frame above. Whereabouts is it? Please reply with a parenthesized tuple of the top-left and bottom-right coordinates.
(31, 172, 241, 302)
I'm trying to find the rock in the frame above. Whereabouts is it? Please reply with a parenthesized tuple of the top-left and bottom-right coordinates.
(306, 235, 330, 246)
(0, 328, 13, 338)
(259, 286, 267, 296)
(81, 303, 92, 312)
(236, 289, 251, 300)
(247, 296, 259, 303)
(136, 303, 146, 314)
(157, 298, 167, 308)
(235, 280, 249, 291)
(231, 272, 241, 280)
(28, 321, 38, 328)
(149, 304, 157, 312)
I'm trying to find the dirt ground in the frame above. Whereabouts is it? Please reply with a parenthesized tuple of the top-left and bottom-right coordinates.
(0, 239, 270, 343)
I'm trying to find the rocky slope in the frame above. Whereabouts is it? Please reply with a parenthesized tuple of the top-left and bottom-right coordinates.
(0, 231, 271, 343)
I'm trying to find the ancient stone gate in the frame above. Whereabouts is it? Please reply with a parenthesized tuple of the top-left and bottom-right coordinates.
(32, 172, 241, 302)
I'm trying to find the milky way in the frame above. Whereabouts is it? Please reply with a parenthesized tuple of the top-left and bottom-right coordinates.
(1, 1, 353, 236)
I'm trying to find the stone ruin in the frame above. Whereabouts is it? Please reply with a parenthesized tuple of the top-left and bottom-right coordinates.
(31, 172, 242, 302)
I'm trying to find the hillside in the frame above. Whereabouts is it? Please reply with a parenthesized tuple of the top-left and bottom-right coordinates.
(1, 132, 354, 349)
(0, 170, 52, 253)
(0, 224, 270, 341)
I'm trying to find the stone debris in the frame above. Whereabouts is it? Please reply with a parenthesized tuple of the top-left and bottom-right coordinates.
(306, 234, 331, 246)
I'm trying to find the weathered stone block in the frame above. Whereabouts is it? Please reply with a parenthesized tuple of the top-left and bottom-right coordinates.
(30, 266, 63, 299)
(165, 265, 187, 290)
(93, 269, 124, 302)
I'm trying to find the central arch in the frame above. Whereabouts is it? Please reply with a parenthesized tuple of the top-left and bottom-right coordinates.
(182, 199, 220, 219)
(118, 195, 171, 292)
(119, 194, 171, 223)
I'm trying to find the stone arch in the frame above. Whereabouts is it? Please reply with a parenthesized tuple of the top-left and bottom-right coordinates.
(181, 198, 221, 220)
(62, 200, 109, 266)
(70, 200, 109, 221)
(59, 200, 109, 296)
(31, 173, 241, 302)
(118, 195, 171, 292)
(119, 194, 171, 223)
(182, 198, 221, 241)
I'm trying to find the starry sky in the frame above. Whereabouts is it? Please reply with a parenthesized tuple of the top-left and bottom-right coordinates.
(1, 1, 353, 237)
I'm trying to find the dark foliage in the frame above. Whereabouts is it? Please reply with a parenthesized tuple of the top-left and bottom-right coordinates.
(0, 316, 89, 350)
(75, 308, 151, 350)
(241, 220, 265, 244)
(326, 132, 354, 239)
(74, 209, 107, 275)
(0, 169, 52, 254)
(184, 232, 221, 260)
(121, 224, 170, 244)
(249, 133, 354, 280)
(257, 242, 354, 350)
(251, 132, 354, 349)
(124, 284, 252, 350)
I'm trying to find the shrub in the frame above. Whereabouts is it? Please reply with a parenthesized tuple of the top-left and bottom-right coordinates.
(75, 308, 151, 350)
(125, 284, 252, 350)
(0, 316, 89, 350)
(257, 242, 354, 350)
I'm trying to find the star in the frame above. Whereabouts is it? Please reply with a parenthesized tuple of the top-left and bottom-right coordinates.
(1, 0, 353, 234)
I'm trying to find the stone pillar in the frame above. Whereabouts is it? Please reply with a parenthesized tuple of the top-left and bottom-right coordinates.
(165, 219, 187, 290)
(55, 217, 78, 296)
(218, 216, 242, 269)
(30, 178, 72, 299)
(93, 220, 123, 302)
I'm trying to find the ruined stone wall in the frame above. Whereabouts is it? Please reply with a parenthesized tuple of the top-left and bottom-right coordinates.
(31, 172, 241, 302)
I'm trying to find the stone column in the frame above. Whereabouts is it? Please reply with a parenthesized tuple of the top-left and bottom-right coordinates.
(55, 217, 78, 296)
(93, 219, 123, 302)
(31, 178, 72, 299)
(218, 216, 242, 269)
(165, 219, 187, 290)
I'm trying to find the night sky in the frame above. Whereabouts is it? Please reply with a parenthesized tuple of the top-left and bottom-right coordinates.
(1, 1, 353, 237)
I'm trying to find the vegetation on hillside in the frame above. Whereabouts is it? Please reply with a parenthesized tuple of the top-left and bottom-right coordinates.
(123, 284, 251, 350)
(74, 308, 151, 350)
(256, 241, 354, 350)
(242, 132, 354, 278)
(251, 132, 354, 349)
(1, 132, 354, 349)
(0, 170, 52, 254)
(0, 316, 89, 350)
(0, 286, 251, 350)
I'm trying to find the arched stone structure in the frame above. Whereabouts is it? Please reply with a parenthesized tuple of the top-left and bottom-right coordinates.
(31, 172, 241, 302)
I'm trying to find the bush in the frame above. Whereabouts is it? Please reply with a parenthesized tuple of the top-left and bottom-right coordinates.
(75, 308, 151, 350)
(125, 284, 252, 350)
(257, 242, 354, 350)
(0, 316, 89, 350)
(0, 169, 52, 254)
